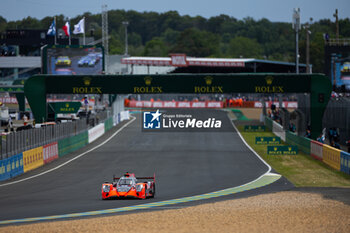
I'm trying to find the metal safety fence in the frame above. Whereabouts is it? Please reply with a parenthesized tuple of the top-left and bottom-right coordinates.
(0, 110, 110, 160)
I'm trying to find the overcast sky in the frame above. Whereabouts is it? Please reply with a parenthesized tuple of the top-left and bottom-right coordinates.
(1, 0, 349, 23)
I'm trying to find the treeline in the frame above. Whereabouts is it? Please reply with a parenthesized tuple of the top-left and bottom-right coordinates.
(1, 10, 350, 73)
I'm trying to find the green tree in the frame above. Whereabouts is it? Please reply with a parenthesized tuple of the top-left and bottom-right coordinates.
(171, 28, 220, 57)
(0, 16, 7, 33)
(309, 32, 325, 73)
(128, 32, 142, 47)
(227, 36, 263, 58)
(109, 36, 123, 54)
(143, 38, 168, 57)
(161, 28, 180, 45)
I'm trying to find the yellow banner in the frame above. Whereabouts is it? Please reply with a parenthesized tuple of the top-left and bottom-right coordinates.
(23, 147, 44, 173)
(322, 144, 341, 171)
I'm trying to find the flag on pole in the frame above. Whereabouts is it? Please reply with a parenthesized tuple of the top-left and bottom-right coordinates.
(47, 19, 56, 36)
(73, 18, 85, 34)
(62, 21, 70, 36)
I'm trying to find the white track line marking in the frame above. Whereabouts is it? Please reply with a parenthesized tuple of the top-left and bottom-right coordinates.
(228, 115, 272, 174)
(0, 117, 136, 187)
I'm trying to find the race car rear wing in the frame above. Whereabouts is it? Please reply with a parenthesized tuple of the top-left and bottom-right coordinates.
(137, 174, 156, 182)
(113, 173, 156, 182)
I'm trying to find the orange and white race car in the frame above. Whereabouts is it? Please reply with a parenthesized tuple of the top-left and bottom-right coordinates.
(102, 172, 155, 200)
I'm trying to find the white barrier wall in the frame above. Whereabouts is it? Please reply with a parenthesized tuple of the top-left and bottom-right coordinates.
(112, 95, 126, 118)
(88, 123, 105, 143)
(120, 111, 130, 121)
(272, 120, 286, 142)
(311, 140, 323, 160)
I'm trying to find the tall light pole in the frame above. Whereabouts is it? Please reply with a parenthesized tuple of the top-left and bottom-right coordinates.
(122, 21, 129, 56)
(102, 4, 109, 73)
(304, 17, 313, 74)
(333, 9, 339, 41)
(292, 8, 300, 74)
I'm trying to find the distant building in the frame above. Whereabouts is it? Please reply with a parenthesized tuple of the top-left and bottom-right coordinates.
(121, 54, 308, 74)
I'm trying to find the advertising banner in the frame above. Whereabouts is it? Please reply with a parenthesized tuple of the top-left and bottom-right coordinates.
(58, 132, 88, 157)
(267, 146, 298, 155)
(253, 101, 298, 108)
(310, 140, 323, 160)
(340, 151, 350, 175)
(8, 153, 24, 178)
(322, 144, 341, 171)
(23, 147, 44, 173)
(285, 131, 311, 154)
(43, 142, 59, 164)
(255, 137, 281, 145)
(244, 125, 266, 132)
(128, 100, 223, 108)
(0, 155, 21, 181)
(88, 123, 105, 143)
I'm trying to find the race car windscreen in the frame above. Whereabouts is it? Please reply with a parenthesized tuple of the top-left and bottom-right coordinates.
(118, 178, 133, 185)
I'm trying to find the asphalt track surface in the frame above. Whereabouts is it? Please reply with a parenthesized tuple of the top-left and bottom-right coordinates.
(0, 109, 291, 222)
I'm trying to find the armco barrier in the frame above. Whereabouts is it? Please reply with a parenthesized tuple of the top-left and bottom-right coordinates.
(285, 131, 311, 154)
(43, 142, 58, 164)
(310, 140, 323, 160)
(58, 132, 88, 157)
(341, 151, 350, 175)
(272, 120, 286, 142)
(323, 144, 341, 171)
(88, 123, 105, 143)
(0, 153, 23, 181)
(23, 147, 43, 173)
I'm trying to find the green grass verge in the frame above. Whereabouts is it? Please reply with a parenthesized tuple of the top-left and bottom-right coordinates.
(237, 124, 350, 187)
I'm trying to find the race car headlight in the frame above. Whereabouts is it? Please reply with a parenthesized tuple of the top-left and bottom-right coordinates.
(102, 185, 110, 193)
(136, 184, 143, 192)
